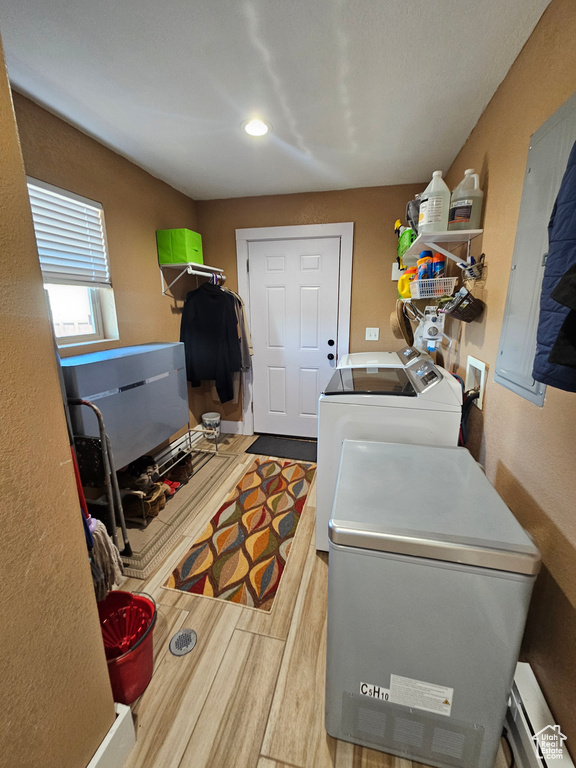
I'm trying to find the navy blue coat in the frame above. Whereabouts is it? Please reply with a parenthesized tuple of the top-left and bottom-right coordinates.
(532, 139, 576, 392)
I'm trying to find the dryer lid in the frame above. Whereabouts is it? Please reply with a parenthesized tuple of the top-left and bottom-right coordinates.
(323, 367, 416, 396)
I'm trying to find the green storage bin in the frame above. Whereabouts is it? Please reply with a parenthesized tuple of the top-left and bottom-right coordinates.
(156, 229, 203, 265)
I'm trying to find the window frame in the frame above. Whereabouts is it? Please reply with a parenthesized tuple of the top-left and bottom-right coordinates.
(44, 283, 105, 346)
(27, 177, 118, 348)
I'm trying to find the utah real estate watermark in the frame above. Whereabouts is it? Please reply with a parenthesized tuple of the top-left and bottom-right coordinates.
(532, 725, 568, 761)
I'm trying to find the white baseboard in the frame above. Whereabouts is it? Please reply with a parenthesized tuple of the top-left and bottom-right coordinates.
(87, 703, 135, 768)
(506, 662, 573, 768)
(221, 420, 247, 435)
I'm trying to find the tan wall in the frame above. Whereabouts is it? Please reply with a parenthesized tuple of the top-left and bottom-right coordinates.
(195, 184, 423, 421)
(0, 43, 115, 768)
(13, 92, 201, 425)
(443, 0, 576, 744)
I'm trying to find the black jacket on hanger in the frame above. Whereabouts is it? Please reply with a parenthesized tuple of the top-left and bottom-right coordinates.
(180, 283, 242, 403)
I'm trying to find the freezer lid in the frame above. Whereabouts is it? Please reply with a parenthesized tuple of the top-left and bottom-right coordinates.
(61, 342, 183, 367)
(60, 343, 186, 399)
(323, 367, 416, 396)
(328, 441, 541, 576)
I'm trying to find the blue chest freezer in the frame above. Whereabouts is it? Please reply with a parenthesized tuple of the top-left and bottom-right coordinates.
(61, 343, 189, 470)
(325, 440, 540, 768)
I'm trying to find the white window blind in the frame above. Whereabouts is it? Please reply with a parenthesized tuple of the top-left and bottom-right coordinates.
(27, 179, 111, 286)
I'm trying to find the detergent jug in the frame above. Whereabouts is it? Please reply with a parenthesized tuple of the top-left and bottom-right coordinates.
(448, 169, 484, 230)
(418, 171, 450, 233)
(398, 267, 418, 299)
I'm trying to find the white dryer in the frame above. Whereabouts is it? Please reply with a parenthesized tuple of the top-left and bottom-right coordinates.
(316, 360, 462, 551)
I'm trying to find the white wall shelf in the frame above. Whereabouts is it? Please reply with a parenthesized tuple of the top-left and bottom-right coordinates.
(403, 229, 483, 266)
(160, 262, 225, 295)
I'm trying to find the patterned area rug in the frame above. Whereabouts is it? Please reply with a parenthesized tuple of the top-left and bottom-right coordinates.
(164, 457, 316, 611)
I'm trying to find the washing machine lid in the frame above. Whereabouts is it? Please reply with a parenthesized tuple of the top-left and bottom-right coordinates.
(323, 367, 417, 396)
(337, 347, 422, 369)
(329, 440, 541, 576)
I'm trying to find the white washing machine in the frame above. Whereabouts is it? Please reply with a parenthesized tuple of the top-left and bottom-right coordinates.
(316, 359, 462, 551)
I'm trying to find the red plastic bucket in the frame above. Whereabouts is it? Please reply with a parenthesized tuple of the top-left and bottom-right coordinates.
(98, 591, 157, 704)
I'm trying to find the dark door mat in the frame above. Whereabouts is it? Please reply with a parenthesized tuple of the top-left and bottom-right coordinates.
(246, 435, 317, 462)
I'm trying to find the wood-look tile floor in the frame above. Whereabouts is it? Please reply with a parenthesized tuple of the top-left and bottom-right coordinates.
(120, 434, 511, 768)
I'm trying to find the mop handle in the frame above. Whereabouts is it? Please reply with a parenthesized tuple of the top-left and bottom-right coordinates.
(68, 398, 132, 555)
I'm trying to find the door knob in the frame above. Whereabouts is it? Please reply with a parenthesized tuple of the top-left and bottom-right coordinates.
(328, 339, 335, 346)
(327, 353, 335, 360)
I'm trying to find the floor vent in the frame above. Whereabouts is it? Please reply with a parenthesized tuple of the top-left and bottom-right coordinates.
(169, 629, 197, 656)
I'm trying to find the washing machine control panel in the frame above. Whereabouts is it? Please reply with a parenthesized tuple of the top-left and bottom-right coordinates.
(398, 346, 420, 364)
(410, 362, 440, 390)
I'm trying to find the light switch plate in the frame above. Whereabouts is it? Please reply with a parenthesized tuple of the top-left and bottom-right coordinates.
(365, 327, 380, 341)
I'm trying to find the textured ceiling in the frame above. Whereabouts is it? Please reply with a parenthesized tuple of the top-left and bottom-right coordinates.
(0, 0, 551, 199)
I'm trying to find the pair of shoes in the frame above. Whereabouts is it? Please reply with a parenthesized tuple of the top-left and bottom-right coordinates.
(168, 466, 188, 484)
(162, 479, 181, 495)
(117, 469, 156, 494)
(168, 453, 194, 484)
(122, 491, 147, 521)
(127, 455, 160, 482)
(146, 483, 167, 517)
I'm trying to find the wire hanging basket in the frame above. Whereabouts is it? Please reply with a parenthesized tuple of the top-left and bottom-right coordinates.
(410, 277, 457, 300)
(441, 288, 485, 322)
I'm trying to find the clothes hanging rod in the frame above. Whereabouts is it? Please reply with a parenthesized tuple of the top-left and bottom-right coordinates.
(161, 263, 226, 294)
(161, 263, 224, 273)
(188, 267, 226, 279)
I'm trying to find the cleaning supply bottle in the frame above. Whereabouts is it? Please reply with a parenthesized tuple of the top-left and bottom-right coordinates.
(395, 219, 416, 269)
(431, 252, 445, 279)
(418, 171, 450, 233)
(448, 169, 484, 230)
(397, 266, 418, 298)
(406, 194, 421, 234)
(417, 251, 433, 280)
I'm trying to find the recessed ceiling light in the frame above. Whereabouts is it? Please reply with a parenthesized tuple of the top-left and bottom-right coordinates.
(244, 119, 270, 137)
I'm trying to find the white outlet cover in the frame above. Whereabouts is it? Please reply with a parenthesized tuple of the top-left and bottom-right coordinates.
(365, 327, 380, 341)
(465, 355, 487, 410)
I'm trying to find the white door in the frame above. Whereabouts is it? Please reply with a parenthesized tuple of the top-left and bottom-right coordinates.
(248, 237, 341, 437)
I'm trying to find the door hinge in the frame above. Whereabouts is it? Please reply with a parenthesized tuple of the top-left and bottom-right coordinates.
(247, 259, 250, 272)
